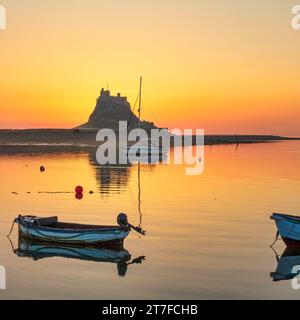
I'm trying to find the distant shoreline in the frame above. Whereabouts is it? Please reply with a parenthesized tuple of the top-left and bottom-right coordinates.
(0, 129, 298, 152)
(0, 129, 298, 143)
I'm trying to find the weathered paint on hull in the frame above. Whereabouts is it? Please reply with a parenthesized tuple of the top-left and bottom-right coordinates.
(19, 224, 129, 245)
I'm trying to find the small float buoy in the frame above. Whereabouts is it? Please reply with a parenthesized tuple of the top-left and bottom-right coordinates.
(89, 190, 94, 194)
(75, 185, 83, 194)
(40, 166, 45, 172)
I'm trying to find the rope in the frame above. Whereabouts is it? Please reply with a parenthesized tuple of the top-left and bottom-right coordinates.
(270, 245, 281, 263)
(270, 219, 297, 248)
(128, 93, 140, 128)
(269, 231, 280, 247)
(7, 236, 17, 254)
(7, 219, 16, 238)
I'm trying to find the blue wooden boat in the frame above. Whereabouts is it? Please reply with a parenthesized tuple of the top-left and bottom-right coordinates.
(271, 213, 300, 248)
(15, 213, 145, 246)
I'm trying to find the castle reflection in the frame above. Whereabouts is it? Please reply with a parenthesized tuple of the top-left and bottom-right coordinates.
(88, 149, 167, 195)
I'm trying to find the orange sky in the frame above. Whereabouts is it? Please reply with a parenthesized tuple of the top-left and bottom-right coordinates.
(0, 0, 300, 135)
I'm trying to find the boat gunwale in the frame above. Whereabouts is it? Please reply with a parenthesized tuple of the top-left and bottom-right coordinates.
(272, 212, 300, 221)
(18, 220, 128, 234)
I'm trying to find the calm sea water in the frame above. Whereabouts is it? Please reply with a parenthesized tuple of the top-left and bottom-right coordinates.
(0, 141, 300, 299)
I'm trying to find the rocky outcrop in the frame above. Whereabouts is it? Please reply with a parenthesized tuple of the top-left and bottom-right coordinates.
(78, 88, 158, 130)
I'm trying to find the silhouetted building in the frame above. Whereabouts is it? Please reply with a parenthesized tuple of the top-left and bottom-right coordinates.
(79, 88, 158, 130)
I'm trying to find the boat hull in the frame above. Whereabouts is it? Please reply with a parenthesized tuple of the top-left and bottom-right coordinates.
(19, 224, 130, 246)
(271, 213, 300, 248)
(282, 237, 300, 249)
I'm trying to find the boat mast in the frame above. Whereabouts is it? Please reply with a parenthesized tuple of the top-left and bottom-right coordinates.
(137, 76, 142, 228)
(138, 162, 142, 227)
(138, 76, 142, 133)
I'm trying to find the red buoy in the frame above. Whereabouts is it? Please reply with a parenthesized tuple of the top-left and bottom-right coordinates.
(75, 185, 83, 194)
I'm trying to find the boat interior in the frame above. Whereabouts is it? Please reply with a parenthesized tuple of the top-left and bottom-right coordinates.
(22, 216, 121, 230)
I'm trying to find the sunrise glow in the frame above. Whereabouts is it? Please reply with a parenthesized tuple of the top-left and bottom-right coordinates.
(0, 1, 299, 135)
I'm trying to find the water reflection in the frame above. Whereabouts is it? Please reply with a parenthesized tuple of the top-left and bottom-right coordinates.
(270, 248, 300, 282)
(12, 237, 145, 277)
(88, 149, 167, 194)
(89, 163, 131, 195)
(0, 145, 167, 196)
(0, 141, 299, 299)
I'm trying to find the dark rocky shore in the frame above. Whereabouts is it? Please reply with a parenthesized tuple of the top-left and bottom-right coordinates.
(0, 128, 297, 151)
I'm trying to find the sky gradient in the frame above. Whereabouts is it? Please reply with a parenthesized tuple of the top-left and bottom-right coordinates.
(0, 0, 300, 135)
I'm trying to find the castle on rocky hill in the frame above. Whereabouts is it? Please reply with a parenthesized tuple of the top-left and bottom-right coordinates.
(78, 88, 158, 130)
